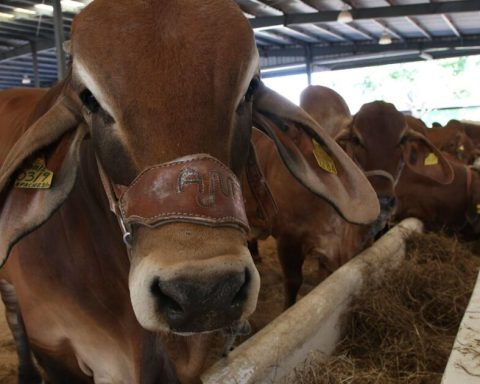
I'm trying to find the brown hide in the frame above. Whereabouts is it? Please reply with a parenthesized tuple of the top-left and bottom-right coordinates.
(0, 2, 383, 382)
(247, 126, 374, 307)
(0, 0, 266, 382)
(0, 92, 180, 383)
(246, 87, 382, 307)
(395, 158, 480, 236)
(0, 89, 48, 165)
(404, 115, 427, 135)
(338, 101, 453, 199)
(462, 121, 480, 148)
(300, 85, 352, 137)
(425, 119, 477, 164)
(253, 85, 380, 226)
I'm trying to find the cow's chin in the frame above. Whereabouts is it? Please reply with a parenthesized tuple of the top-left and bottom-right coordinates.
(128, 225, 260, 334)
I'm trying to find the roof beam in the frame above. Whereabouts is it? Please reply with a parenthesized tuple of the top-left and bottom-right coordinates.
(260, 48, 480, 77)
(258, 34, 480, 58)
(0, 39, 55, 61)
(441, 14, 462, 38)
(406, 16, 432, 40)
(250, 1, 480, 29)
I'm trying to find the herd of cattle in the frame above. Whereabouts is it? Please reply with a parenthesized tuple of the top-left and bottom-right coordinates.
(246, 85, 480, 311)
(0, 1, 478, 383)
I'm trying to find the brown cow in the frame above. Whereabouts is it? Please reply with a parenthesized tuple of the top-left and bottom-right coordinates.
(424, 119, 477, 164)
(300, 85, 352, 137)
(395, 157, 480, 237)
(462, 120, 480, 148)
(336, 101, 454, 210)
(246, 86, 381, 307)
(246, 130, 378, 308)
(0, 1, 379, 382)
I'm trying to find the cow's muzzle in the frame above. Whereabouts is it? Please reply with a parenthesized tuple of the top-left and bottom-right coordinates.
(151, 268, 251, 333)
(129, 250, 260, 334)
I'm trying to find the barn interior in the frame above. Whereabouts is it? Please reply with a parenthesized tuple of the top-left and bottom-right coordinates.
(0, 1, 480, 383)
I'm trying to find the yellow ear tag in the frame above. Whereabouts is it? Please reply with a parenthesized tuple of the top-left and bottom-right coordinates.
(476, 204, 480, 214)
(424, 152, 439, 166)
(15, 158, 53, 189)
(459, 145, 465, 152)
(312, 139, 337, 175)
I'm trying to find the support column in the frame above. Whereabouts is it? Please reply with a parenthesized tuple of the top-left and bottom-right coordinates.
(52, 0, 66, 80)
(30, 41, 40, 87)
(305, 45, 313, 85)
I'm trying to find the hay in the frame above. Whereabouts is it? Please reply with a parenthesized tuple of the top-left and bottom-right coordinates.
(292, 232, 480, 384)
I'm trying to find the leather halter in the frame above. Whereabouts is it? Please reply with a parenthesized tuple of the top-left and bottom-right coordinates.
(96, 154, 250, 248)
(244, 143, 278, 233)
(466, 165, 473, 205)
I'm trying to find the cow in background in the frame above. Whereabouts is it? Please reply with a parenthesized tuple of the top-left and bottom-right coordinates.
(343, 102, 480, 238)
(394, 158, 480, 237)
(462, 120, 480, 149)
(396, 117, 480, 235)
(0, 1, 380, 383)
(246, 86, 381, 308)
(336, 101, 454, 220)
(300, 85, 351, 137)
(425, 119, 478, 164)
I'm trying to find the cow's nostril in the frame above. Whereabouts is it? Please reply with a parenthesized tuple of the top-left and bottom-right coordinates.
(150, 278, 184, 314)
(378, 194, 397, 211)
(231, 268, 250, 308)
(388, 197, 397, 209)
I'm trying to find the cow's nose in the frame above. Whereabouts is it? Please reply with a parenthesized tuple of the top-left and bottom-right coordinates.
(378, 194, 397, 212)
(150, 269, 251, 333)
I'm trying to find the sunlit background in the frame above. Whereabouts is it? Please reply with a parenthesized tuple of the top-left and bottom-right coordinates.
(263, 54, 480, 127)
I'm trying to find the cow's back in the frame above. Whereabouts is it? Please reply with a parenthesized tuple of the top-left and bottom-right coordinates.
(0, 88, 48, 165)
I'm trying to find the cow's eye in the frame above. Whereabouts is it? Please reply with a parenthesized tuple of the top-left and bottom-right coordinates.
(80, 89, 100, 114)
(351, 135, 361, 146)
(245, 77, 260, 102)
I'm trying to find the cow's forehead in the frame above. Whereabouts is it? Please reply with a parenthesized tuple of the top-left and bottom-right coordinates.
(355, 101, 406, 143)
(70, 0, 258, 105)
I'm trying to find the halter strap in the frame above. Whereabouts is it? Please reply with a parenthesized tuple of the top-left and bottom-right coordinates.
(466, 165, 473, 206)
(244, 143, 278, 234)
(96, 154, 250, 249)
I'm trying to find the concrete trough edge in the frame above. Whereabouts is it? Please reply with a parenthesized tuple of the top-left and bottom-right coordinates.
(202, 217, 424, 384)
(442, 271, 480, 383)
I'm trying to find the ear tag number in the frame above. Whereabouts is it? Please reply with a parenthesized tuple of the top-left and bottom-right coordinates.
(15, 158, 54, 189)
(424, 152, 439, 166)
(312, 139, 337, 175)
(458, 145, 465, 152)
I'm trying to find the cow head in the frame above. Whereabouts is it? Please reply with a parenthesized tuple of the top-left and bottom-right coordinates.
(441, 120, 478, 164)
(0, 0, 378, 334)
(336, 101, 454, 216)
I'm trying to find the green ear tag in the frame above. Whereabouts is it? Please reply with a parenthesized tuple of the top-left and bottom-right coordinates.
(424, 152, 439, 166)
(15, 158, 53, 189)
(312, 139, 337, 175)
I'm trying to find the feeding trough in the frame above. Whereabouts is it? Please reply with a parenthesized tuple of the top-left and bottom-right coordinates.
(202, 218, 423, 384)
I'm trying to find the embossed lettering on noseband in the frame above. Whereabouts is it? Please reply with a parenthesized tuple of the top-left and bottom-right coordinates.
(117, 154, 249, 232)
(177, 168, 238, 208)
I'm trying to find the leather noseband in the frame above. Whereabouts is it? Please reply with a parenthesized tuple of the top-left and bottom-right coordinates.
(97, 154, 250, 248)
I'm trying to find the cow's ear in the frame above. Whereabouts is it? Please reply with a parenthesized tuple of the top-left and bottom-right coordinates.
(0, 96, 86, 267)
(252, 83, 380, 225)
(402, 129, 454, 185)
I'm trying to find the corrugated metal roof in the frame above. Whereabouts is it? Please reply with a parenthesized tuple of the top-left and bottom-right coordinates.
(0, 0, 479, 88)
